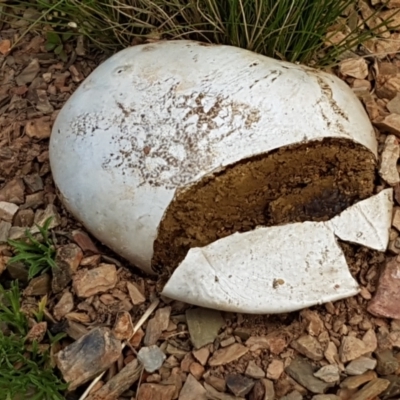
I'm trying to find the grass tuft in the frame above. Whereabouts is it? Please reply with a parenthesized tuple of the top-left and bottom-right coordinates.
(0, 282, 67, 400)
(1, 0, 397, 65)
(7, 217, 57, 280)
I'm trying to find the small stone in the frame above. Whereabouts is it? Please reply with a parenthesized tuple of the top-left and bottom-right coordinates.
(208, 343, 249, 366)
(186, 308, 224, 349)
(7, 262, 29, 283)
(181, 352, 195, 372)
(382, 375, 400, 398)
(313, 365, 339, 383)
(379, 135, 400, 186)
(375, 349, 399, 375)
(376, 114, 400, 137)
(14, 209, 34, 227)
(261, 379, 275, 400)
(25, 117, 52, 140)
(53, 291, 74, 320)
(220, 336, 235, 347)
(345, 356, 377, 375)
(286, 357, 333, 394)
(204, 382, 244, 400)
(245, 360, 265, 379)
(22, 192, 44, 210)
(166, 343, 188, 359)
(0, 178, 25, 204)
(56, 327, 122, 390)
(138, 345, 166, 373)
(52, 244, 83, 294)
(204, 375, 226, 392)
(300, 310, 325, 336)
(25, 321, 47, 343)
(226, 374, 255, 397)
(233, 328, 252, 341)
(179, 374, 207, 400)
(0, 201, 18, 222)
(138, 383, 175, 400)
(339, 336, 367, 363)
(0, 221, 11, 243)
(267, 359, 284, 380)
(16, 59, 40, 86)
(0, 39, 11, 55)
(0, 256, 8, 276)
(34, 204, 60, 229)
(126, 281, 145, 305)
(387, 93, 400, 114)
(23, 174, 43, 193)
(73, 264, 117, 298)
(339, 58, 368, 79)
(113, 311, 134, 340)
(246, 333, 287, 355)
(35, 90, 54, 114)
(351, 378, 390, 400)
(311, 396, 340, 400)
(291, 335, 323, 361)
(24, 273, 51, 296)
(368, 257, 400, 319)
(281, 390, 303, 400)
(71, 230, 99, 253)
(189, 362, 205, 380)
(362, 329, 377, 353)
(144, 306, 171, 346)
(192, 347, 210, 366)
(129, 327, 145, 347)
(340, 370, 377, 389)
(249, 380, 265, 400)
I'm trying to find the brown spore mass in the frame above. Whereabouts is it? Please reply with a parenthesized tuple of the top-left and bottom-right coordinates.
(152, 138, 376, 274)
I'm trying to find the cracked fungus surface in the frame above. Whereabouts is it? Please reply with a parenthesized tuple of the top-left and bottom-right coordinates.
(152, 138, 376, 275)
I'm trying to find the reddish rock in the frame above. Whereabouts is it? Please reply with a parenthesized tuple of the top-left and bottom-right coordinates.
(0, 178, 25, 204)
(368, 257, 400, 319)
(137, 383, 175, 400)
(72, 230, 99, 254)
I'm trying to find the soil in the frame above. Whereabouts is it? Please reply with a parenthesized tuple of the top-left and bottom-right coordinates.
(153, 138, 375, 273)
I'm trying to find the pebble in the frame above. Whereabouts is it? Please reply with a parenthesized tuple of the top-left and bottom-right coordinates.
(0, 178, 25, 204)
(52, 244, 83, 294)
(291, 335, 323, 361)
(368, 256, 400, 319)
(375, 349, 399, 375)
(53, 291, 74, 321)
(245, 360, 265, 379)
(0, 221, 11, 243)
(113, 311, 134, 340)
(138, 345, 166, 373)
(226, 374, 255, 397)
(339, 336, 367, 363)
(362, 329, 378, 353)
(313, 365, 340, 383)
(340, 370, 377, 389)
(73, 264, 117, 298)
(126, 281, 145, 305)
(186, 308, 224, 349)
(192, 347, 210, 366)
(267, 359, 284, 380)
(179, 374, 207, 400)
(351, 378, 390, 400)
(208, 343, 248, 366)
(204, 382, 245, 400)
(137, 383, 175, 400)
(144, 307, 171, 346)
(281, 390, 303, 400)
(189, 362, 205, 380)
(0, 201, 18, 222)
(23, 273, 51, 296)
(339, 58, 368, 79)
(262, 379, 275, 400)
(205, 375, 226, 392)
(286, 357, 333, 394)
(379, 134, 400, 186)
(345, 356, 377, 375)
(56, 327, 121, 390)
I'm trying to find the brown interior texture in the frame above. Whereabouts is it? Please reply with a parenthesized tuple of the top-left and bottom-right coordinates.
(152, 138, 376, 274)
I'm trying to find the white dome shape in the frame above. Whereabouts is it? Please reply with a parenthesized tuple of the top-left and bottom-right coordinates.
(50, 40, 388, 312)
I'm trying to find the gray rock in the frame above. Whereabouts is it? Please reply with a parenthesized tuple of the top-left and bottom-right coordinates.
(186, 308, 224, 349)
(179, 374, 207, 400)
(286, 357, 333, 394)
(138, 345, 166, 373)
(313, 365, 340, 383)
(245, 360, 265, 379)
(291, 335, 324, 361)
(375, 349, 399, 375)
(345, 356, 377, 375)
(226, 374, 255, 397)
(281, 390, 303, 400)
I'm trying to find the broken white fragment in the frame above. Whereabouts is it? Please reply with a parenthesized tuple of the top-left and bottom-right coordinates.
(162, 190, 393, 314)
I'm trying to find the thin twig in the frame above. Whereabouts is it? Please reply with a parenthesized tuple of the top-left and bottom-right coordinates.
(78, 298, 160, 400)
